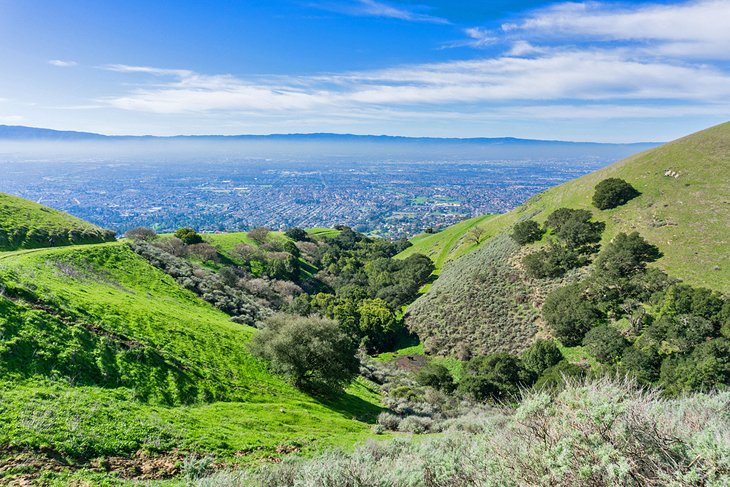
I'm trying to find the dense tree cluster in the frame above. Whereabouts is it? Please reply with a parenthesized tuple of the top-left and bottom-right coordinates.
(541, 230, 729, 394)
(521, 208, 605, 279)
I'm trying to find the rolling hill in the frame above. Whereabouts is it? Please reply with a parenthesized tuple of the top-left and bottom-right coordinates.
(0, 192, 115, 251)
(0, 207, 381, 483)
(404, 121, 730, 357)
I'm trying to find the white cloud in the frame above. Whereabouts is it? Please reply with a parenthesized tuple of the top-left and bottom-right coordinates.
(103, 50, 730, 115)
(48, 59, 78, 67)
(502, 0, 730, 59)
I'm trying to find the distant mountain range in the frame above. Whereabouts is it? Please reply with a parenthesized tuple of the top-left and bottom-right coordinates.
(0, 124, 657, 148)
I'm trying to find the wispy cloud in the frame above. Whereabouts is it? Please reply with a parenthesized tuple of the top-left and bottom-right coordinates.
(501, 0, 730, 60)
(314, 0, 449, 24)
(48, 59, 78, 67)
(99, 0, 730, 130)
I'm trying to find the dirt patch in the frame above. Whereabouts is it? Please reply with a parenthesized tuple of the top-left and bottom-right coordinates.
(393, 355, 428, 372)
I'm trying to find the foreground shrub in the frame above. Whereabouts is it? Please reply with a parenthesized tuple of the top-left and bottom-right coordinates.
(249, 314, 359, 390)
(593, 177, 640, 210)
(205, 378, 730, 487)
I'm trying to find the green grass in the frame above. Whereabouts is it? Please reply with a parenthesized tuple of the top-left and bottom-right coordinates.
(0, 242, 382, 470)
(396, 215, 496, 274)
(0, 192, 114, 251)
(400, 122, 730, 293)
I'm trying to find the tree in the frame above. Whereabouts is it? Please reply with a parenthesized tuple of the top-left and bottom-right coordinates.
(357, 298, 400, 352)
(522, 243, 582, 279)
(543, 284, 602, 346)
(415, 362, 455, 392)
(660, 338, 730, 394)
(125, 227, 157, 242)
(248, 227, 271, 245)
(511, 220, 544, 245)
(248, 314, 359, 390)
(594, 232, 662, 279)
(620, 348, 660, 384)
(466, 226, 485, 246)
(521, 339, 563, 374)
(582, 325, 628, 363)
(533, 360, 584, 390)
(174, 227, 203, 245)
(592, 178, 640, 210)
(284, 227, 309, 242)
(458, 353, 534, 401)
(544, 208, 605, 249)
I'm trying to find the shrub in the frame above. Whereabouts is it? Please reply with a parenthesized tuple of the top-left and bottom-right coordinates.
(173, 227, 203, 245)
(284, 227, 309, 242)
(543, 284, 602, 346)
(415, 363, 455, 392)
(124, 227, 157, 242)
(511, 220, 544, 245)
(544, 208, 605, 249)
(582, 325, 628, 363)
(459, 353, 534, 401)
(533, 360, 585, 390)
(620, 348, 660, 384)
(594, 232, 662, 279)
(248, 314, 359, 390)
(247, 227, 271, 245)
(522, 243, 582, 278)
(521, 339, 563, 374)
(592, 177, 640, 210)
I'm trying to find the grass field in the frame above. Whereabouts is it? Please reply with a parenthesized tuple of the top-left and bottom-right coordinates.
(0, 241, 383, 483)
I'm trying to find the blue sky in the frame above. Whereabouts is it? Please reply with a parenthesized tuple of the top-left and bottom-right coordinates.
(1, 0, 729, 141)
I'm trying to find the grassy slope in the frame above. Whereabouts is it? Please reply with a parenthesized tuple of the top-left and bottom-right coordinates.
(0, 192, 114, 251)
(400, 122, 730, 293)
(396, 215, 496, 274)
(0, 242, 381, 469)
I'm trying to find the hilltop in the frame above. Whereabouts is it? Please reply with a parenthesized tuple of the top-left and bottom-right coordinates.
(405, 121, 730, 357)
(0, 192, 116, 251)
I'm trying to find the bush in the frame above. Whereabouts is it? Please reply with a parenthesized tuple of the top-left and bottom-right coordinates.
(284, 227, 309, 242)
(247, 227, 271, 245)
(414, 363, 455, 392)
(543, 284, 601, 346)
(620, 348, 660, 384)
(594, 232, 662, 279)
(522, 243, 582, 278)
(544, 208, 605, 249)
(592, 178, 640, 210)
(124, 227, 157, 242)
(533, 360, 585, 389)
(521, 339, 563, 374)
(248, 314, 359, 390)
(511, 220, 544, 245)
(459, 353, 534, 401)
(582, 325, 628, 363)
(173, 227, 203, 245)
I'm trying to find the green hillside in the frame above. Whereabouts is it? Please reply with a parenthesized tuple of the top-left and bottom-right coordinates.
(403, 122, 730, 292)
(0, 192, 115, 251)
(0, 240, 381, 483)
(405, 122, 730, 357)
(396, 214, 496, 274)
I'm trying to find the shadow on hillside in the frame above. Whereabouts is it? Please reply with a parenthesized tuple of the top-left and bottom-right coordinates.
(311, 384, 384, 424)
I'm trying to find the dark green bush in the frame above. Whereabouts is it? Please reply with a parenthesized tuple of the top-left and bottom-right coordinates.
(249, 314, 359, 390)
(173, 227, 203, 245)
(459, 353, 534, 401)
(582, 325, 628, 363)
(511, 220, 544, 245)
(592, 178, 640, 210)
(415, 362, 455, 392)
(543, 284, 602, 346)
(594, 232, 662, 279)
(544, 208, 605, 249)
(521, 339, 563, 374)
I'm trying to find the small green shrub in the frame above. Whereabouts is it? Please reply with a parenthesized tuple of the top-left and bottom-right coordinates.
(543, 284, 602, 346)
(521, 339, 563, 374)
(174, 227, 203, 245)
(582, 325, 628, 363)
